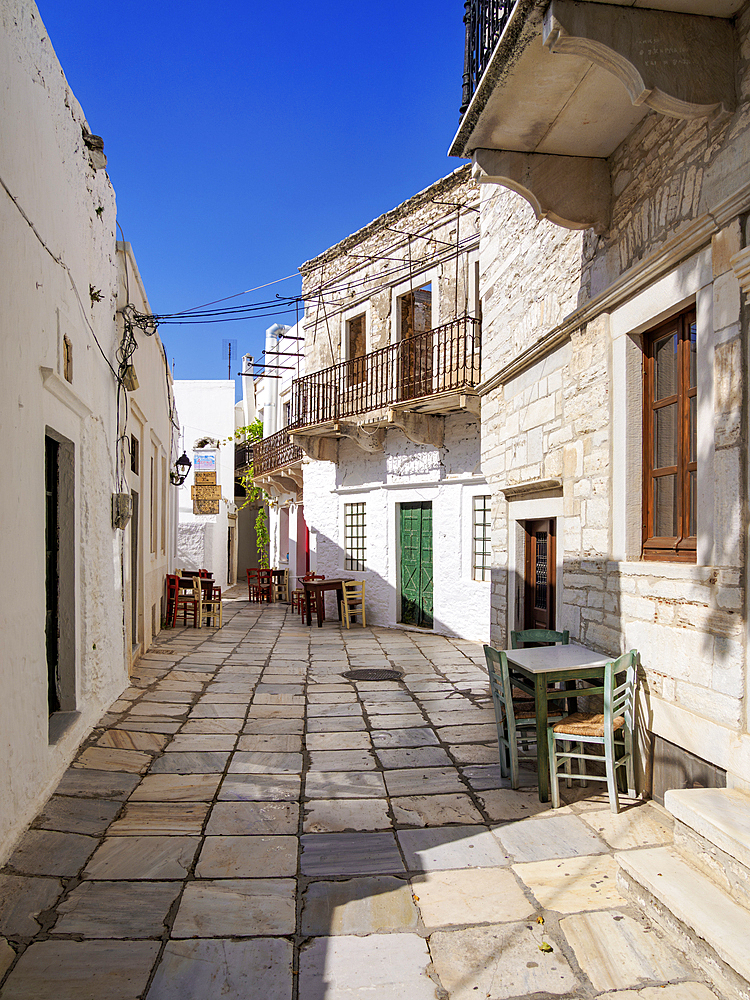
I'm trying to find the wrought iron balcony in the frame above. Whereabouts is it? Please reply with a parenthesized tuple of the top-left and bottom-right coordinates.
(253, 428, 304, 478)
(235, 440, 253, 473)
(291, 316, 481, 430)
(460, 0, 517, 115)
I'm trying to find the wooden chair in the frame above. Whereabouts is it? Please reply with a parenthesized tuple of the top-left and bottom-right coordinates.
(246, 568, 260, 602)
(165, 574, 179, 628)
(511, 628, 570, 648)
(341, 580, 366, 628)
(255, 568, 273, 603)
(196, 575, 222, 628)
(273, 568, 289, 604)
(484, 644, 565, 790)
(173, 573, 198, 627)
(292, 573, 324, 615)
(548, 650, 638, 813)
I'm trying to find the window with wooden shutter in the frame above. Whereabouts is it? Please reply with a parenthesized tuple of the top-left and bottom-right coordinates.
(642, 307, 697, 561)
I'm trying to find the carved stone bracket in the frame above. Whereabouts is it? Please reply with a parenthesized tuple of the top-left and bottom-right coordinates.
(473, 149, 611, 234)
(335, 422, 385, 454)
(290, 434, 338, 464)
(730, 248, 750, 296)
(387, 408, 444, 448)
(544, 0, 735, 122)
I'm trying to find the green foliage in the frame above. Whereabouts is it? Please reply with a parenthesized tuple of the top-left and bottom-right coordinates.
(232, 418, 268, 565)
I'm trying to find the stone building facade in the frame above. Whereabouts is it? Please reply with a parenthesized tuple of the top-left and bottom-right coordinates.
(293, 168, 491, 640)
(454, 0, 750, 795)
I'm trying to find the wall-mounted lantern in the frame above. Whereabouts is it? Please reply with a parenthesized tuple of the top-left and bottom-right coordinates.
(170, 451, 192, 486)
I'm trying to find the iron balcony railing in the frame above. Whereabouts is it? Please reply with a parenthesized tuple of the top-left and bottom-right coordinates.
(291, 315, 481, 429)
(461, 0, 517, 115)
(235, 440, 253, 473)
(253, 428, 304, 478)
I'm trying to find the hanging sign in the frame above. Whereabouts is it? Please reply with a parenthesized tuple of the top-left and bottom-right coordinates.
(194, 471, 217, 486)
(193, 453, 216, 471)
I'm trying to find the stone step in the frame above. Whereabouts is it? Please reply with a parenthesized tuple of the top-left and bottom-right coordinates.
(666, 787, 750, 871)
(618, 845, 750, 1000)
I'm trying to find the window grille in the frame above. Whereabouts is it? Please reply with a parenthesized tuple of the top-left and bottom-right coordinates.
(472, 495, 491, 581)
(344, 502, 366, 571)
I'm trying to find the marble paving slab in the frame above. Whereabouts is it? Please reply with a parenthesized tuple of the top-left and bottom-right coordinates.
(0, 939, 160, 1000)
(172, 878, 296, 937)
(107, 802, 209, 836)
(300, 832, 404, 876)
(305, 771, 387, 799)
(391, 794, 484, 828)
(196, 835, 298, 878)
(376, 746, 453, 769)
(97, 730, 169, 752)
(236, 734, 303, 752)
(180, 719, 245, 734)
(83, 836, 200, 879)
(411, 866, 533, 929)
(368, 714, 428, 729)
(307, 750, 376, 771)
(514, 854, 625, 912)
(384, 767, 465, 797)
(205, 801, 299, 836)
(298, 934, 434, 1000)
(398, 826, 511, 872)
(496, 813, 609, 862)
(219, 774, 301, 802)
(145, 937, 292, 1000)
(6, 830, 98, 877)
(148, 751, 230, 774)
(371, 727, 439, 748)
(33, 796, 121, 835)
(304, 732, 372, 751)
(54, 768, 140, 800)
(306, 716, 368, 733)
(429, 922, 577, 999)
(228, 751, 303, 774)
(167, 734, 237, 752)
(52, 880, 181, 937)
(303, 798, 392, 834)
(437, 724, 499, 743)
(130, 774, 222, 801)
(301, 876, 417, 935)
(0, 875, 64, 937)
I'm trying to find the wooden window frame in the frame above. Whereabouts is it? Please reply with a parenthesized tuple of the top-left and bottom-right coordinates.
(472, 495, 491, 581)
(642, 307, 697, 562)
(344, 502, 366, 572)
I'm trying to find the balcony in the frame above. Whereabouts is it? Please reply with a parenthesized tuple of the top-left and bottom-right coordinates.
(452, 0, 739, 233)
(290, 316, 481, 455)
(235, 441, 253, 474)
(251, 428, 304, 499)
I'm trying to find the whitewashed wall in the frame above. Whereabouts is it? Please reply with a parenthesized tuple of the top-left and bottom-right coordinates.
(303, 414, 490, 641)
(1, 0, 126, 860)
(172, 380, 235, 586)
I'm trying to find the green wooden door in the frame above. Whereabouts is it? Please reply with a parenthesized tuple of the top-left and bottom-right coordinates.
(400, 502, 433, 628)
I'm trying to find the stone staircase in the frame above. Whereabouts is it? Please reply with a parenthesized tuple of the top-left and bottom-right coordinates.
(616, 787, 750, 1000)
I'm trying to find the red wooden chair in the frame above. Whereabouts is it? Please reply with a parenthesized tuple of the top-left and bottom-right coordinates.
(292, 572, 325, 615)
(165, 574, 179, 626)
(247, 568, 260, 601)
(256, 568, 273, 603)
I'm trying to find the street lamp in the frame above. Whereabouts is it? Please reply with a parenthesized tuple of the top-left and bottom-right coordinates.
(170, 451, 192, 486)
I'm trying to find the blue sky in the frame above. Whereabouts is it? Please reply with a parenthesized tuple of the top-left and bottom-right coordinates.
(36, 1, 468, 396)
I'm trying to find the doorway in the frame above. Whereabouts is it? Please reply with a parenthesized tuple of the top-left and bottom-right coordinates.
(130, 490, 140, 649)
(400, 501, 433, 628)
(398, 284, 433, 401)
(523, 518, 556, 630)
(45, 431, 75, 721)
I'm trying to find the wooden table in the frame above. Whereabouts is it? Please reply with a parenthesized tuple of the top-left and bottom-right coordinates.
(505, 643, 610, 802)
(303, 577, 352, 628)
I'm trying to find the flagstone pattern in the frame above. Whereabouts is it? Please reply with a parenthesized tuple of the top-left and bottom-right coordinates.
(0, 600, 723, 999)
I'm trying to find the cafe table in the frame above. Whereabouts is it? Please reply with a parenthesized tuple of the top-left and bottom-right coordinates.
(303, 577, 353, 628)
(504, 643, 611, 802)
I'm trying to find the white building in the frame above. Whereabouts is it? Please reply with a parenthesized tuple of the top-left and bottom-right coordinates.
(280, 168, 490, 640)
(0, 0, 174, 859)
(172, 380, 237, 586)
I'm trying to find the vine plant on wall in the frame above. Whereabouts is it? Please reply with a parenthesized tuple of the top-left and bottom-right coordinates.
(228, 418, 269, 569)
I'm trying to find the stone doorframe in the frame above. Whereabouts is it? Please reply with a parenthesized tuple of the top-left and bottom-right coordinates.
(506, 495, 565, 642)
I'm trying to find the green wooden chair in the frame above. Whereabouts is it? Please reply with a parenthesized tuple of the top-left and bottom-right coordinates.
(510, 628, 569, 648)
(484, 644, 565, 790)
(547, 650, 638, 813)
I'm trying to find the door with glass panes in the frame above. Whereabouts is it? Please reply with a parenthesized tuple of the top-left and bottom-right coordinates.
(523, 518, 556, 631)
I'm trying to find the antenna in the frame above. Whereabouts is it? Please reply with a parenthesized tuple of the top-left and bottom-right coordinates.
(222, 339, 237, 379)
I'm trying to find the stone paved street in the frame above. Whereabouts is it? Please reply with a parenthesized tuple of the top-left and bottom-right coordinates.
(0, 599, 722, 999)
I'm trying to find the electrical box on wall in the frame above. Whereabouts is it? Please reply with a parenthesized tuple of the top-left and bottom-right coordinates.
(112, 492, 133, 529)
